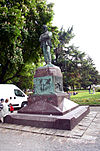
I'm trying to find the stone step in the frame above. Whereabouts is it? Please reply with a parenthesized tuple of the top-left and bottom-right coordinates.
(4, 106, 89, 130)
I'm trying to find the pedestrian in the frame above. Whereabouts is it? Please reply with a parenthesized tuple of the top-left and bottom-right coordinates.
(1, 98, 9, 122)
(93, 87, 95, 94)
(0, 98, 4, 122)
(9, 103, 14, 113)
(88, 86, 91, 94)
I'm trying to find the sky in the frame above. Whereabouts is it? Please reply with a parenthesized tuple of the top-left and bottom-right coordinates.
(47, 0, 100, 73)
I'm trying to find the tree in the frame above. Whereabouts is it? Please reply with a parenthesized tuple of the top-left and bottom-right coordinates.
(62, 45, 86, 90)
(0, 0, 55, 84)
(79, 56, 99, 89)
(52, 26, 99, 90)
(52, 26, 83, 91)
(53, 26, 74, 63)
(12, 60, 44, 90)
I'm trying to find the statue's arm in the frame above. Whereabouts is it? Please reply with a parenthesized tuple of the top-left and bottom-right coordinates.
(39, 32, 52, 42)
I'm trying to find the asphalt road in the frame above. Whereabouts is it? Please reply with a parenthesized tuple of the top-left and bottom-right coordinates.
(0, 107, 100, 151)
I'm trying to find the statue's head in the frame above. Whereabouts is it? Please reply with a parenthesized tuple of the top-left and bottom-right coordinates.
(43, 25, 48, 32)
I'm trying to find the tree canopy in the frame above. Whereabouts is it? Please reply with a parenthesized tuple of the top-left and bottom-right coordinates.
(0, 0, 56, 84)
(52, 27, 100, 91)
(0, 0, 100, 90)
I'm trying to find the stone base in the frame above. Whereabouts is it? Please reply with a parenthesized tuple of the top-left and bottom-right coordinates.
(4, 106, 89, 130)
(4, 65, 90, 130)
(4, 92, 90, 130)
(18, 93, 78, 115)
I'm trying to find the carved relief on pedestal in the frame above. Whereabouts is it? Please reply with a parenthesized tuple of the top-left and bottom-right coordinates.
(34, 76, 63, 95)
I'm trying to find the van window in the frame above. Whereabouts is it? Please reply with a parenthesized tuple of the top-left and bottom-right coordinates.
(14, 89, 25, 97)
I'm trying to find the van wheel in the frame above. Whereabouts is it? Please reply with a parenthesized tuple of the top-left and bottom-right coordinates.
(21, 102, 28, 108)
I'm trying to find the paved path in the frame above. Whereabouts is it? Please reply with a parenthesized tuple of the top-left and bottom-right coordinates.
(0, 107, 100, 151)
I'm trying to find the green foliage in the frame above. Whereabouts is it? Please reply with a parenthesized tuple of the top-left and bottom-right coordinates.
(0, 0, 55, 84)
(0, 0, 99, 91)
(79, 56, 99, 89)
(58, 26, 74, 47)
(52, 26, 99, 90)
(53, 26, 74, 64)
(11, 59, 44, 90)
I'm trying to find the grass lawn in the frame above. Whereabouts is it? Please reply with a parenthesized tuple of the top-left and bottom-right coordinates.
(70, 90, 100, 105)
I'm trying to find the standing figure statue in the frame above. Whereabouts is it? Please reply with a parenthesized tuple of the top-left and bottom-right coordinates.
(39, 25, 52, 65)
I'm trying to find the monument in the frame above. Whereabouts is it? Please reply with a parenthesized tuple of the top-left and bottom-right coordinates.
(4, 25, 89, 130)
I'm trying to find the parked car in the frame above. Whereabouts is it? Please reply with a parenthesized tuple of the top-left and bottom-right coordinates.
(0, 84, 28, 109)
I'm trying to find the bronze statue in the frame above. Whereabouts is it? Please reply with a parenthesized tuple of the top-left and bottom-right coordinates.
(39, 25, 52, 65)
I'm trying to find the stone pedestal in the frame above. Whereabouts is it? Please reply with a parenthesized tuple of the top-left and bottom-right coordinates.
(18, 93, 78, 115)
(4, 65, 90, 130)
(34, 65, 63, 95)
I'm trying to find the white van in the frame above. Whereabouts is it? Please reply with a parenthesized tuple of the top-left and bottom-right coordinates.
(0, 84, 28, 108)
